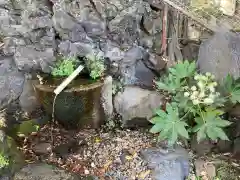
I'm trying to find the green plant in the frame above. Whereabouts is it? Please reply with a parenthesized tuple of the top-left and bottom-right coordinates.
(0, 153, 9, 169)
(85, 54, 105, 80)
(150, 60, 238, 146)
(51, 57, 78, 77)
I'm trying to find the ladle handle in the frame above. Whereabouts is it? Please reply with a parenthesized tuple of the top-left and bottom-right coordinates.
(54, 65, 84, 95)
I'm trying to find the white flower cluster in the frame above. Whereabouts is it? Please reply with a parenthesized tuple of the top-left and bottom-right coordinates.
(183, 72, 220, 105)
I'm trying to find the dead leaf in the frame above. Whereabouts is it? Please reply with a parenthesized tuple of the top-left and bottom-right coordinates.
(125, 155, 133, 160)
(95, 137, 101, 143)
(104, 160, 112, 169)
(138, 170, 151, 179)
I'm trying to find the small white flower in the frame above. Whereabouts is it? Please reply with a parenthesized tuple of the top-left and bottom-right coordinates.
(197, 81, 204, 89)
(216, 92, 220, 96)
(203, 98, 214, 104)
(213, 82, 218, 86)
(190, 94, 196, 100)
(202, 76, 208, 81)
(192, 99, 200, 105)
(194, 75, 199, 80)
(206, 72, 211, 77)
(191, 86, 197, 91)
(184, 92, 190, 97)
(209, 86, 215, 92)
(211, 74, 215, 79)
(199, 91, 205, 98)
(192, 91, 199, 96)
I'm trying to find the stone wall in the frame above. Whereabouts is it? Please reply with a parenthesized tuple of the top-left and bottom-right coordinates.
(0, 0, 166, 84)
(0, 0, 168, 124)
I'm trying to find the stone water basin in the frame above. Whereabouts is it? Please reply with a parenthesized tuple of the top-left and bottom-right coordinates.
(32, 75, 105, 129)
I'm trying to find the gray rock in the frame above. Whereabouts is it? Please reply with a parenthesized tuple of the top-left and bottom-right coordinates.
(52, 0, 105, 38)
(108, 0, 151, 45)
(114, 86, 163, 127)
(0, 130, 24, 176)
(120, 46, 156, 88)
(197, 31, 240, 80)
(32, 143, 52, 155)
(14, 46, 55, 73)
(215, 140, 232, 153)
(190, 135, 214, 155)
(101, 76, 113, 120)
(194, 159, 216, 179)
(58, 40, 97, 57)
(0, 56, 24, 108)
(13, 163, 93, 180)
(141, 146, 190, 180)
(233, 137, 240, 160)
(19, 75, 40, 114)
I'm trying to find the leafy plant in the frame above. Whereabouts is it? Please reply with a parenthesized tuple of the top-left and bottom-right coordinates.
(85, 54, 106, 80)
(150, 60, 236, 146)
(51, 57, 78, 77)
(0, 153, 9, 169)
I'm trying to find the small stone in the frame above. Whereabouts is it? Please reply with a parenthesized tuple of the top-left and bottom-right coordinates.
(194, 159, 216, 179)
(84, 169, 90, 175)
(91, 162, 95, 168)
(33, 143, 52, 155)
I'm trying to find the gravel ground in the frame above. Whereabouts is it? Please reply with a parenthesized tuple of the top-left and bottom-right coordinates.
(20, 124, 160, 179)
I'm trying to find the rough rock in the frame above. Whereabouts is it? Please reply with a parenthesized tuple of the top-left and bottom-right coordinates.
(141, 146, 190, 180)
(108, 0, 151, 46)
(194, 159, 216, 179)
(19, 74, 40, 114)
(197, 31, 240, 80)
(32, 143, 52, 155)
(114, 86, 164, 127)
(190, 135, 214, 155)
(233, 137, 240, 159)
(13, 163, 94, 180)
(120, 46, 156, 88)
(101, 76, 113, 120)
(14, 46, 55, 73)
(0, 56, 24, 108)
(0, 130, 24, 176)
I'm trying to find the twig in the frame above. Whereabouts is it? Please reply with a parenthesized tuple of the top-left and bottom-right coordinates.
(161, 3, 168, 56)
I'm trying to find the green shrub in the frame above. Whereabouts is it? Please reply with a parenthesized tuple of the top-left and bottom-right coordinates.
(51, 55, 105, 80)
(0, 153, 9, 169)
(51, 57, 78, 77)
(150, 60, 240, 146)
(85, 54, 106, 80)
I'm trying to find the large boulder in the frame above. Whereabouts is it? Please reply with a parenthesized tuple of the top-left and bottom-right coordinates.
(141, 146, 190, 180)
(197, 31, 240, 80)
(114, 86, 164, 127)
(0, 56, 24, 108)
(0, 130, 24, 177)
(13, 163, 95, 180)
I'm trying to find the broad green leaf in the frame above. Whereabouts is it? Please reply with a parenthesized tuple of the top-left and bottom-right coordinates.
(230, 88, 240, 103)
(168, 127, 178, 146)
(212, 119, 232, 127)
(169, 60, 196, 79)
(206, 127, 219, 140)
(223, 74, 233, 92)
(177, 121, 189, 139)
(149, 102, 189, 145)
(150, 116, 162, 124)
(154, 109, 166, 118)
(150, 123, 164, 133)
(197, 125, 207, 142)
(212, 127, 229, 141)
